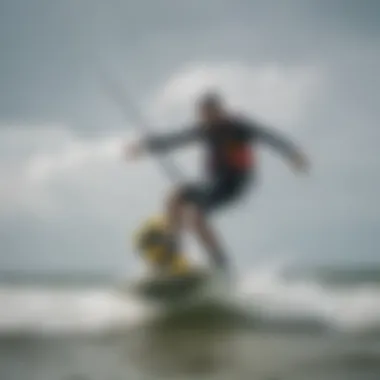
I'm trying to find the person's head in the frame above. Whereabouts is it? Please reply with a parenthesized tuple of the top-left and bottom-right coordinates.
(197, 91, 226, 125)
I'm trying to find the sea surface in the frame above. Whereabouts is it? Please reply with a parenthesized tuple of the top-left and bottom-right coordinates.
(1, 264, 380, 380)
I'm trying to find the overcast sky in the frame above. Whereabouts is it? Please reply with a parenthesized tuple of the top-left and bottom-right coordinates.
(0, 0, 379, 274)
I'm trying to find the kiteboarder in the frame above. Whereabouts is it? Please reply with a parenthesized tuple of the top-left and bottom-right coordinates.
(124, 92, 309, 272)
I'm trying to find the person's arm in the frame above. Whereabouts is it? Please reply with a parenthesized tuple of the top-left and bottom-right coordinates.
(143, 125, 201, 153)
(125, 124, 202, 159)
(254, 123, 309, 173)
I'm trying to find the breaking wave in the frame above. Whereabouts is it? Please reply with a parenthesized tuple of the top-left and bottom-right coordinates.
(1, 263, 380, 336)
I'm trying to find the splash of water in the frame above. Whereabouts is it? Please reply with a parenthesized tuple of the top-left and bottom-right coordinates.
(0, 263, 380, 336)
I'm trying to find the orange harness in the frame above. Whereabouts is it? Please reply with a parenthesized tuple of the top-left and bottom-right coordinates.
(226, 143, 254, 170)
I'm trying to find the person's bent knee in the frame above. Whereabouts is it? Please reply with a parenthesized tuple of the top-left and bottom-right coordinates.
(166, 186, 186, 209)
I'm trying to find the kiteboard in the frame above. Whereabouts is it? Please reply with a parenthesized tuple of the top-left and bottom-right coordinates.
(122, 214, 231, 306)
(129, 268, 212, 303)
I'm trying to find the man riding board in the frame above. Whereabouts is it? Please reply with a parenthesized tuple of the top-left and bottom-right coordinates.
(125, 92, 309, 273)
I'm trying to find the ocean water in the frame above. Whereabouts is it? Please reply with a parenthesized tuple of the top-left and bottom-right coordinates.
(1, 264, 380, 380)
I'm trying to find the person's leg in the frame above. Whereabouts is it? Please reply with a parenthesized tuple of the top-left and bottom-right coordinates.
(165, 186, 188, 257)
(164, 182, 213, 257)
(189, 174, 250, 270)
(164, 174, 249, 269)
(190, 206, 228, 269)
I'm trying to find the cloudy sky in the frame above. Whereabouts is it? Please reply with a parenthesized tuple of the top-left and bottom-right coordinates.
(0, 0, 379, 274)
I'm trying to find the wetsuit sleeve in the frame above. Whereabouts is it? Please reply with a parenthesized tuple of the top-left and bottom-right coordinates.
(253, 123, 301, 159)
(143, 125, 202, 153)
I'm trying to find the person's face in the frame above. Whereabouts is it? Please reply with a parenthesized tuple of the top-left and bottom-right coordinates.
(198, 105, 223, 125)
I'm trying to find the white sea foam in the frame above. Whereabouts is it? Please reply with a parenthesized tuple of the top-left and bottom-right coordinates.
(0, 265, 379, 336)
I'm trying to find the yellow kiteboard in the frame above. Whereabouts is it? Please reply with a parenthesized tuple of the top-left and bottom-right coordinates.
(133, 214, 192, 276)
(131, 215, 209, 302)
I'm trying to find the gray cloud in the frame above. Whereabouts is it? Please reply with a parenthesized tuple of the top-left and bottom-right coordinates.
(0, 0, 379, 274)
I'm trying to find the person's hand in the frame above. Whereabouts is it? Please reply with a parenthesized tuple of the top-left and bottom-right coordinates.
(291, 151, 310, 174)
(124, 140, 144, 161)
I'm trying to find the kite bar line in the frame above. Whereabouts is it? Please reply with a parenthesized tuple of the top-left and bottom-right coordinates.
(101, 73, 184, 184)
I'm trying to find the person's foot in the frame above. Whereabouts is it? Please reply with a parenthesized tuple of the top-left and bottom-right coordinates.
(212, 256, 230, 279)
(215, 251, 232, 275)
